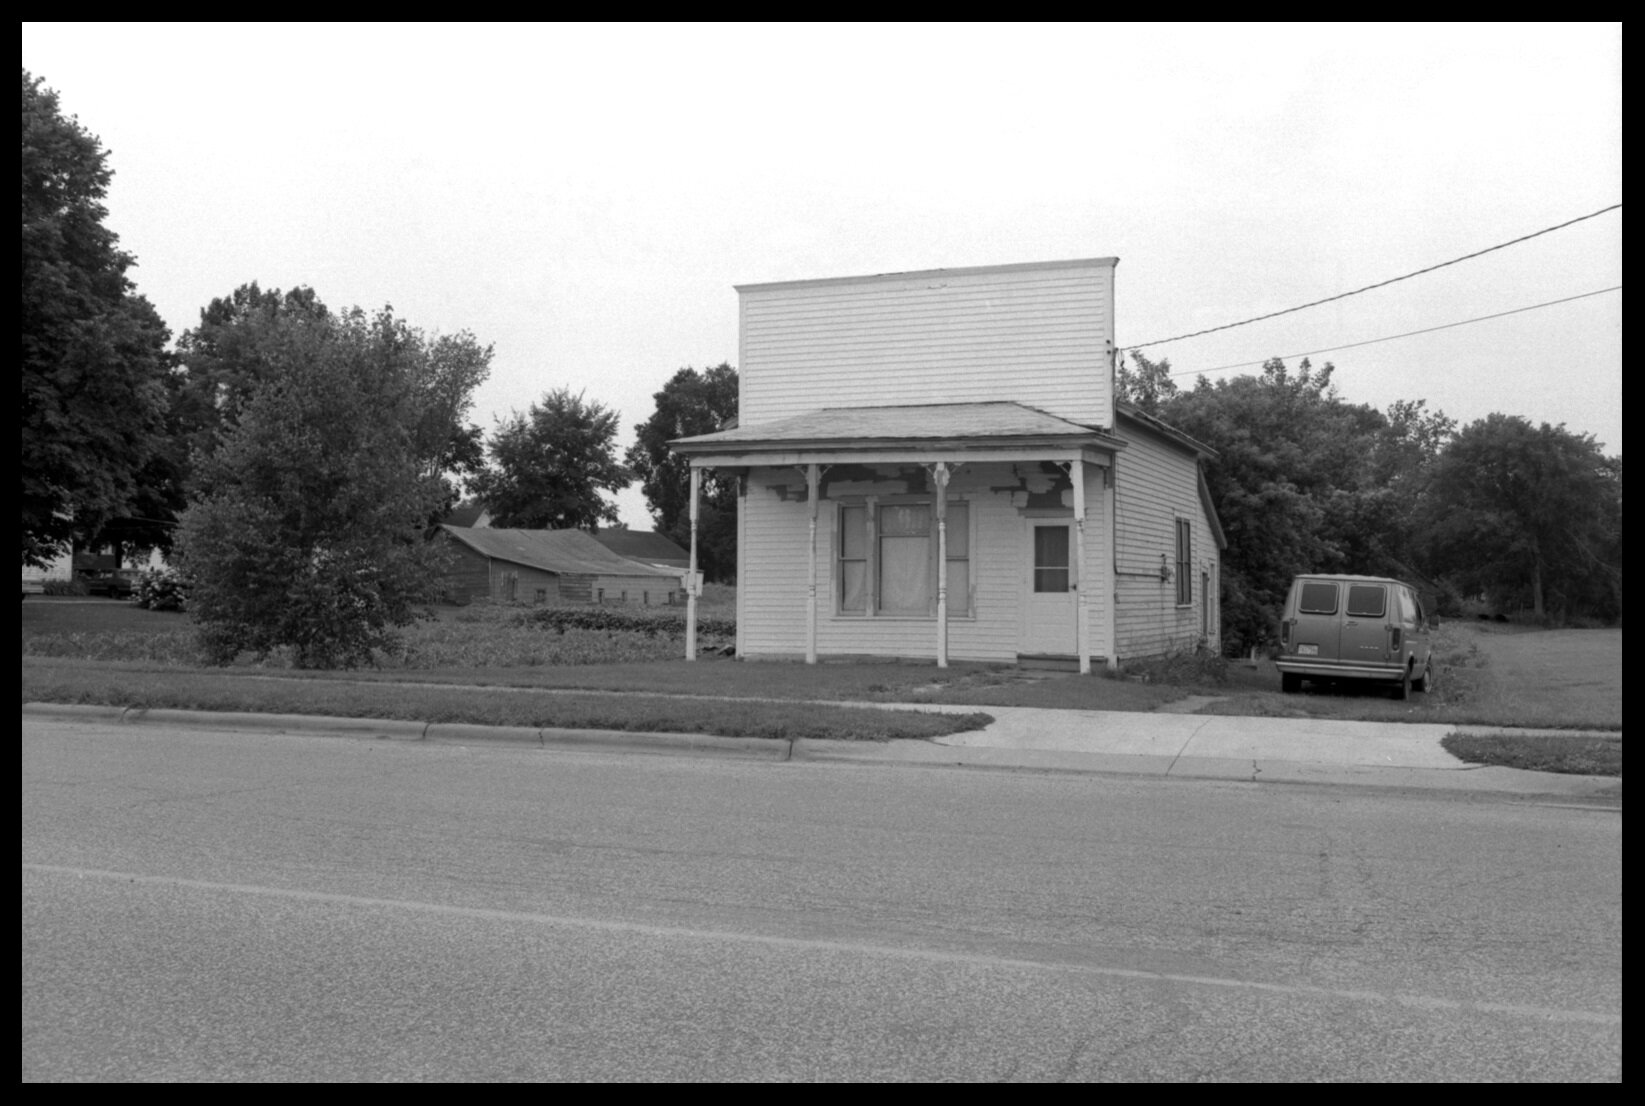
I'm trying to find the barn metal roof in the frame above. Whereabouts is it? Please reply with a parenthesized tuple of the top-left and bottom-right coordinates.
(437, 526, 680, 578)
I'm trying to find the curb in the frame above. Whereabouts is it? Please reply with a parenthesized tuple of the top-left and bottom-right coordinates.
(22, 702, 791, 763)
(22, 702, 1620, 802)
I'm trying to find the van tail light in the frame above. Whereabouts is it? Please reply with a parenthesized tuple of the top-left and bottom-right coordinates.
(1389, 627, 1402, 650)
(1281, 619, 1291, 647)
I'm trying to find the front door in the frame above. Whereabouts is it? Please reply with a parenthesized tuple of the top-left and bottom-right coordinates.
(1021, 520, 1077, 655)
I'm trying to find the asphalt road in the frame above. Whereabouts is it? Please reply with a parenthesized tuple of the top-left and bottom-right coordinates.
(22, 719, 1621, 1082)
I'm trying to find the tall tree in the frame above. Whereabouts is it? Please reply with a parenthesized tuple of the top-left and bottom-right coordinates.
(626, 364, 739, 581)
(21, 69, 172, 566)
(1419, 415, 1620, 622)
(472, 388, 629, 530)
(175, 303, 487, 667)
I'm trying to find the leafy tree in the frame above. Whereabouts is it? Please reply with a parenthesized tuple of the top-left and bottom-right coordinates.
(175, 283, 333, 451)
(174, 302, 489, 668)
(1419, 415, 1620, 622)
(1157, 358, 1417, 654)
(625, 364, 739, 581)
(472, 387, 629, 530)
(1116, 350, 1179, 416)
(177, 284, 490, 524)
(21, 69, 172, 566)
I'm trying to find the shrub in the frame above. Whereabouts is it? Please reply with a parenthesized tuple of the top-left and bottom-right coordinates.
(43, 577, 88, 596)
(133, 567, 189, 611)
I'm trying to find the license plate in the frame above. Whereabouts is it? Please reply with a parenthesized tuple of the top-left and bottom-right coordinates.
(1298, 644, 1319, 656)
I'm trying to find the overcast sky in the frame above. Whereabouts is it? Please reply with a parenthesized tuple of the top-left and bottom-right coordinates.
(23, 23, 1621, 528)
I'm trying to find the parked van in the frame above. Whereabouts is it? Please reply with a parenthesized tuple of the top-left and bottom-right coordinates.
(1276, 574, 1437, 699)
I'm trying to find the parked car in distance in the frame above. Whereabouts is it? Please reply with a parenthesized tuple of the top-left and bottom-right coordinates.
(1275, 574, 1437, 700)
(77, 565, 140, 599)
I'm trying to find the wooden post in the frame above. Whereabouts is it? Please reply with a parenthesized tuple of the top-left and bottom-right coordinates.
(932, 462, 950, 668)
(806, 462, 820, 665)
(686, 465, 700, 661)
(1072, 460, 1090, 675)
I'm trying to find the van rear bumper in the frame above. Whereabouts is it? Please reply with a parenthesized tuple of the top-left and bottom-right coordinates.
(1275, 658, 1405, 682)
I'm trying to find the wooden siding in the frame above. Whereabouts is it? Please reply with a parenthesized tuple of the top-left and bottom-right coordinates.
(735, 462, 1109, 663)
(441, 545, 677, 606)
(442, 542, 494, 604)
(739, 261, 1116, 429)
(1112, 424, 1219, 658)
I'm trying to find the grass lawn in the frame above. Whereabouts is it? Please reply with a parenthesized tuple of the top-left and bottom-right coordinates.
(1155, 622, 1623, 732)
(1441, 731, 1621, 776)
(20, 658, 993, 742)
(20, 595, 1622, 761)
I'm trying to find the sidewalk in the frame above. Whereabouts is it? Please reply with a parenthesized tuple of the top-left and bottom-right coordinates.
(24, 698, 1619, 803)
(801, 702, 1621, 802)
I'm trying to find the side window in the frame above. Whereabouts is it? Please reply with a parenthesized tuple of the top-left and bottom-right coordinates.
(1175, 519, 1192, 605)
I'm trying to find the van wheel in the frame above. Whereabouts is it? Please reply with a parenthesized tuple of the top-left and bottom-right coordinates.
(1392, 666, 1411, 701)
(1412, 658, 1435, 693)
(1281, 672, 1301, 694)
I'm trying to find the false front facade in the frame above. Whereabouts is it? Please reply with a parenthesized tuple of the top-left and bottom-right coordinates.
(672, 258, 1223, 670)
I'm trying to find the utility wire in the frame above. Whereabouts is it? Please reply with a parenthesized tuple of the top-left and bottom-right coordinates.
(1122, 203, 1622, 351)
(1164, 285, 1621, 378)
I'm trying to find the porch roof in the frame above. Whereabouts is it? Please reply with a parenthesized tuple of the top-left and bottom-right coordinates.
(670, 401, 1125, 463)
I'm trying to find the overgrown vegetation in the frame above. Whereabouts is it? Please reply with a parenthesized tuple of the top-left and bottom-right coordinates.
(1120, 642, 1231, 687)
(173, 291, 491, 668)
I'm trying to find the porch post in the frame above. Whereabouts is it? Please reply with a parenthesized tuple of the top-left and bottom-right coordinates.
(685, 464, 700, 661)
(933, 462, 950, 668)
(806, 462, 820, 665)
(1072, 460, 1091, 675)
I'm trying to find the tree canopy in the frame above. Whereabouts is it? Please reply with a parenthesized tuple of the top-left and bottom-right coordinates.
(472, 387, 629, 531)
(1123, 349, 1619, 646)
(174, 298, 491, 667)
(21, 69, 172, 566)
(626, 364, 739, 581)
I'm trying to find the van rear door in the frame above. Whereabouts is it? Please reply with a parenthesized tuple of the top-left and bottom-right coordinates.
(1341, 582, 1391, 664)
(1291, 579, 1341, 660)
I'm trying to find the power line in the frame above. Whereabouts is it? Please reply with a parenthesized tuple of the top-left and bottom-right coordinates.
(1122, 203, 1622, 351)
(1164, 285, 1622, 378)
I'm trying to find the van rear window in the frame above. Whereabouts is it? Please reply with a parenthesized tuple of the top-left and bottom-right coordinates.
(1298, 582, 1338, 614)
(1346, 585, 1386, 618)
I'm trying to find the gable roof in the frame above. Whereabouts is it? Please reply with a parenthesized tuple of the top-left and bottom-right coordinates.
(672, 401, 1125, 452)
(437, 525, 679, 579)
(590, 529, 690, 564)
